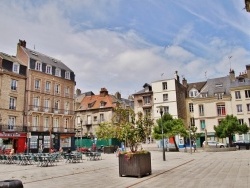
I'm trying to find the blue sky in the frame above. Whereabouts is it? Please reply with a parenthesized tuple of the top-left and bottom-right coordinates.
(0, 0, 250, 98)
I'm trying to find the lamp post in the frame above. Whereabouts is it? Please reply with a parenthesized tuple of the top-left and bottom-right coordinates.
(80, 119, 83, 147)
(159, 107, 166, 161)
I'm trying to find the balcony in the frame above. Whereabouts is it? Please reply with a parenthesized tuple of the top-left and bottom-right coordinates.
(0, 124, 27, 132)
(28, 105, 74, 115)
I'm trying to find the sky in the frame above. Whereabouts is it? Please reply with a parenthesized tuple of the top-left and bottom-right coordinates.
(0, 0, 250, 98)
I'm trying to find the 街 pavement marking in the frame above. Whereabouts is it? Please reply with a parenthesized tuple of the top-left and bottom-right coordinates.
(126, 159, 194, 188)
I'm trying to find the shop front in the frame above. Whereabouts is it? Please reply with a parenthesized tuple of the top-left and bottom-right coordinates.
(0, 132, 27, 153)
(29, 132, 75, 153)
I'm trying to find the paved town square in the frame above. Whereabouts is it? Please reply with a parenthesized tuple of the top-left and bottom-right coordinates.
(0, 146, 249, 188)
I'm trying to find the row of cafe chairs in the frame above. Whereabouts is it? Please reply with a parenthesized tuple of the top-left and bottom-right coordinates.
(0, 152, 62, 167)
(64, 152, 83, 163)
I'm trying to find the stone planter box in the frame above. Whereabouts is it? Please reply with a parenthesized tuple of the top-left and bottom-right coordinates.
(103, 146, 116, 154)
(119, 152, 151, 178)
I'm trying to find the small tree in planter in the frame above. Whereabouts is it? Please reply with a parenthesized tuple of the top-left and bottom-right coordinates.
(96, 105, 154, 178)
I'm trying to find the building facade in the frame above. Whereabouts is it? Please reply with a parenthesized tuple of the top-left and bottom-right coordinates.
(0, 52, 27, 153)
(15, 40, 76, 152)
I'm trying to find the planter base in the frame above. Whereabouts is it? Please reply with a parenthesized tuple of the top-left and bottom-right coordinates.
(119, 152, 151, 178)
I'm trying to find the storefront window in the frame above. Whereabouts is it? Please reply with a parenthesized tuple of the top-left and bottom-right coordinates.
(30, 136, 38, 149)
(44, 136, 50, 148)
(60, 136, 71, 147)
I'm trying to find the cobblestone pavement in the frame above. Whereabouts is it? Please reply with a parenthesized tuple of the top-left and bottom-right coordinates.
(0, 146, 249, 188)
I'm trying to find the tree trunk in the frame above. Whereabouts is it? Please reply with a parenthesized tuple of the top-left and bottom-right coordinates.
(173, 137, 179, 151)
(228, 135, 233, 147)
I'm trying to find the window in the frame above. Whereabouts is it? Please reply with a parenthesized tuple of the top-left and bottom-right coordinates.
(245, 90, 250, 98)
(100, 102, 106, 107)
(199, 105, 204, 116)
(35, 79, 40, 90)
(65, 87, 69, 96)
(143, 96, 151, 104)
(11, 79, 17, 90)
(163, 94, 168, 101)
(35, 61, 42, 71)
(236, 104, 243, 113)
(217, 104, 226, 116)
(164, 106, 169, 114)
(94, 116, 97, 121)
(44, 117, 49, 128)
(189, 103, 194, 113)
(65, 102, 69, 113)
(46, 65, 52, 74)
(9, 97, 16, 110)
(44, 99, 50, 111)
(33, 97, 39, 108)
(32, 115, 39, 127)
(65, 71, 70, 79)
(53, 117, 59, 128)
(189, 89, 198, 97)
(216, 93, 223, 100)
(162, 82, 167, 90)
(55, 68, 61, 77)
(8, 116, 15, 130)
(144, 109, 151, 116)
(247, 104, 250, 112)
(235, 91, 241, 99)
(55, 101, 59, 110)
(190, 118, 195, 126)
(55, 84, 60, 94)
(100, 114, 104, 122)
(45, 81, 51, 92)
(200, 120, 206, 130)
(64, 118, 69, 129)
(238, 119, 244, 125)
(12, 63, 20, 73)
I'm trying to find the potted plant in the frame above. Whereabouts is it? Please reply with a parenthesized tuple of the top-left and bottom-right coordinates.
(96, 105, 154, 178)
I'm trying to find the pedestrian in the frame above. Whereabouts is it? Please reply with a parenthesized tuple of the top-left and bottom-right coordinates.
(193, 140, 196, 152)
(67, 148, 71, 154)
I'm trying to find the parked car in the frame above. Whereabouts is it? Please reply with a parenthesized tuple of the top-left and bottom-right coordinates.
(232, 140, 250, 149)
(203, 141, 227, 148)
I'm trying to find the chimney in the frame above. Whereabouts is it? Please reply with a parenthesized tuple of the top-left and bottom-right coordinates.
(18, 40, 26, 48)
(76, 88, 81, 96)
(246, 65, 250, 79)
(100, 88, 108, 97)
(115, 92, 121, 99)
(182, 77, 187, 87)
(174, 71, 179, 82)
(229, 69, 235, 82)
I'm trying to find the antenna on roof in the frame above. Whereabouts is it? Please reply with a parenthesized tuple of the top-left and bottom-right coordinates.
(34, 45, 35, 50)
(205, 71, 207, 79)
(228, 56, 232, 70)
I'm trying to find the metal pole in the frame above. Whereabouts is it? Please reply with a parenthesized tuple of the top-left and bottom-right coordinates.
(189, 125, 192, 154)
(160, 110, 166, 161)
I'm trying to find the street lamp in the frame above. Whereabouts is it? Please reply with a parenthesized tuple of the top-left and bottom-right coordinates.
(80, 119, 83, 147)
(158, 106, 166, 161)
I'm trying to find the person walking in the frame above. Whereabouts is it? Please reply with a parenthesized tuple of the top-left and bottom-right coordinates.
(193, 140, 197, 152)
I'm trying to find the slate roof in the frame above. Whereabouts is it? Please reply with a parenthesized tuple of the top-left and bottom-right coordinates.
(21, 46, 73, 72)
(230, 77, 250, 88)
(133, 83, 152, 95)
(199, 76, 231, 97)
(187, 81, 206, 93)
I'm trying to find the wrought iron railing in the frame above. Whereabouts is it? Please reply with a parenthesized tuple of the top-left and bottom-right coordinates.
(28, 105, 74, 115)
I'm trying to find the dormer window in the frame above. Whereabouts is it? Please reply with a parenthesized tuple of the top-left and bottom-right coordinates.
(55, 68, 61, 77)
(46, 65, 52, 74)
(100, 101, 106, 107)
(35, 61, 42, 71)
(65, 71, 70, 79)
(215, 83, 223, 87)
(13, 62, 20, 73)
(189, 88, 198, 97)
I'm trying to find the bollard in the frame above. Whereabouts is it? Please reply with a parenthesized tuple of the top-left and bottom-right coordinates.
(0, 180, 23, 188)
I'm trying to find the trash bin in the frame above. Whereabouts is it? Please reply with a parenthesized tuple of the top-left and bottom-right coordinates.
(0, 180, 23, 188)
(246, 145, 249, 150)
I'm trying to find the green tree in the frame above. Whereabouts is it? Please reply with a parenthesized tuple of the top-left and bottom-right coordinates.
(214, 114, 249, 146)
(153, 113, 188, 151)
(96, 105, 154, 152)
